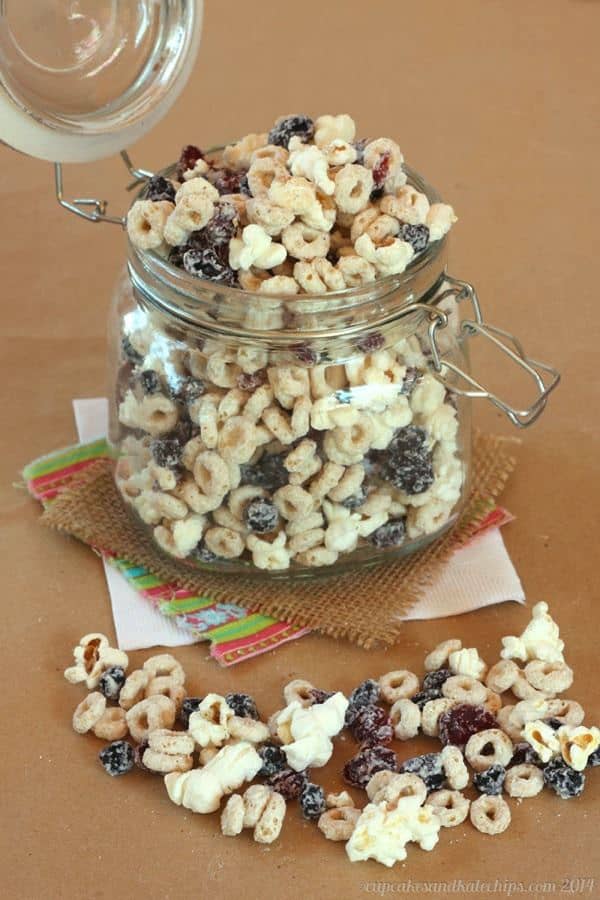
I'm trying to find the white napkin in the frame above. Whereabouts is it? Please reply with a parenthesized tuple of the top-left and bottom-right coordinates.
(73, 398, 524, 649)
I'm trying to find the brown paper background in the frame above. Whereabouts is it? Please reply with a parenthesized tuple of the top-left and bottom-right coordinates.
(1, 2, 599, 898)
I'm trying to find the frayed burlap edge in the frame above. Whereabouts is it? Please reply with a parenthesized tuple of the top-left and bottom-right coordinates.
(40, 432, 516, 649)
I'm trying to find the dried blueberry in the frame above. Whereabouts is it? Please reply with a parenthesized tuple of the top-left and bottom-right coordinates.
(381, 425, 434, 495)
(237, 370, 266, 392)
(543, 758, 585, 799)
(343, 745, 398, 788)
(176, 144, 205, 180)
(411, 688, 443, 709)
(350, 706, 394, 746)
(356, 331, 385, 354)
(258, 743, 287, 778)
(98, 666, 126, 701)
(369, 519, 406, 548)
(400, 223, 430, 254)
(183, 246, 237, 285)
(438, 703, 497, 749)
(99, 741, 134, 777)
(341, 486, 367, 511)
(473, 764, 506, 795)
(144, 175, 176, 203)
(150, 437, 182, 470)
(422, 669, 453, 692)
(139, 369, 161, 394)
(179, 697, 203, 728)
(225, 692, 259, 720)
(268, 768, 308, 800)
(299, 782, 326, 820)
(345, 679, 381, 726)
(240, 453, 288, 491)
(121, 335, 143, 365)
(399, 752, 445, 791)
(268, 114, 314, 148)
(243, 498, 280, 534)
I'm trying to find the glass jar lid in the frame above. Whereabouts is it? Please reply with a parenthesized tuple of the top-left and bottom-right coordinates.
(0, 0, 203, 162)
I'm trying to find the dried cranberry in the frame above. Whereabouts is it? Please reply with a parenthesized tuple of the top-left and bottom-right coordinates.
(350, 706, 394, 746)
(381, 425, 434, 495)
(209, 167, 248, 195)
(199, 203, 239, 247)
(356, 332, 385, 354)
(343, 745, 398, 788)
(369, 519, 406, 548)
(176, 144, 205, 180)
(268, 768, 308, 800)
(268, 114, 314, 148)
(290, 342, 320, 366)
(237, 370, 266, 392)
(438, 703, 497, 749)
(400, 223, 430, 254)
(144, 175, 176, 203)
(372, 151, 391, 189)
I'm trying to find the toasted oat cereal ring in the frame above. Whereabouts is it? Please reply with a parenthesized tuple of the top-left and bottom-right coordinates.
(242, 784, 273, 828)
(428, 790, 470, 827)
(143, 654, 185, 685)
(422, 698, 457, 737)
(325, 791, 354, 809)
(254, 792, 287, 844)
(92, 707, 128, 741)
(334, 164, 374, 214)
(281, 222, 330, 260)
(470, 794, 511, 835)
(390, 698, 421, 741)
(145, 676, 186, 710)
(424, 639, 462, 672)
(142, 747, 193, 774)
(72, 692, 106, 734)
(495, 705, 523, 743)
(483, 689, 502, 717)
(125, 695, 176, 743)
(119, 669, 149, 710)
(318, 806, 361, 841)
(283, 678, 317, 708)
(247, 157, 287, 198)
(465, 729, 514, 772)
(221, 794, 245, 836)
(336, 254, 376, 287)
(228, 716, 270, 744)
(365, 769, 398, 801)
(511, 668, 550, 701)
(204, 526, 245, 559)
(373, 773, 428, 807)
(545, 698, 585, 726)
(504, 764, 544, 798)
(442, 675, 487, 706)
(148, 729, 195, 756)
(524, 659, 574, 694)
(440, 744, 469, 790)
(379, 670, 420, 704)
(486, 659, 519, 693)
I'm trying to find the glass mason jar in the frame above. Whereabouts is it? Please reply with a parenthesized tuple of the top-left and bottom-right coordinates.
(107, 165, 558, 579)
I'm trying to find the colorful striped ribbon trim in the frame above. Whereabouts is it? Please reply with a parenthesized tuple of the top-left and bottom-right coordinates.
(23, 440, 310, 665)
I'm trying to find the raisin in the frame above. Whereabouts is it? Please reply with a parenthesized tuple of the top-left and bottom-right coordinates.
(350, 706, 394, 746)
(176, 144, 205, 181)
(258, 743, 287, 778)
(399, 752, 445, 791)
(98, 666, 126, 701)
(381, 425, 434, 495)
(473, 764, 506, 795)
(345, 679, 381, 726)
(400, 366, 420, 395)
(289, 342, 320, 366)
(356, 331, 385, 354)
(150, 437, 182, 470)
(139, 369, 161, 394)
(121, 335, 143, 365)
(183, 246, 236, 285)
(209, 167, 248, 196)
(268, 768, 307, 800)
(144, 175, 176, 203)
(225, 692, 259, 720)
(369, 519, 406, 548)
(543, 758, 585, 799)
(299, 782, 326, 820)
(400, 223, 430, 254)
(343, 745, 398, 789)
(243, 498, 280, 534)
(268, 115, 314, 148)
(310, 688, 336, 705)
(438, 703, 497, 749)
(341, 487, 367, 511)
(197, 203, 239, 247)
(422, 669, 453, 692)
(240, 453, 288, 491)
(509, 742, 544, 768)
(99, 741, 134, 777)
(179, 697, 203, 728)
(237, 370, 266, 391)
(411, 687, 443, 709)
(372, 151, 391, 189)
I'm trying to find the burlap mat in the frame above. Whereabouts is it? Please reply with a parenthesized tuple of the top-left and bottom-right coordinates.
(40, 432, 516, 648)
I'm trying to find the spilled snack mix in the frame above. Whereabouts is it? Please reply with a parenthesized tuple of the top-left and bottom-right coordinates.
(63, 602, 598, 865)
